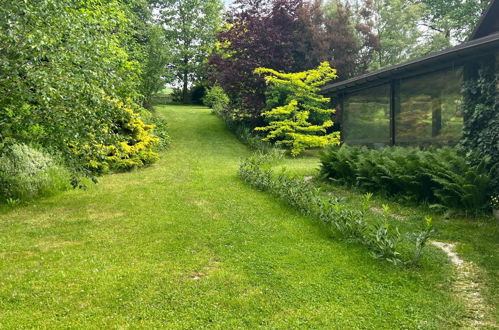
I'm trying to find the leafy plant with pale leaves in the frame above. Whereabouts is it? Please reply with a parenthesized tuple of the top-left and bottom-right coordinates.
(254, 62, 341, 156)
(239, 153, 434, 265)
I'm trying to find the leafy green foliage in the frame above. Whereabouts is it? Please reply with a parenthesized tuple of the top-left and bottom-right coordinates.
(0, 144, 70, 202)
(146, 115, 171, 151)
(461, 55, 499, 197)
(319, 145, 492, 211)
(417, 0, 489, 42)
(369, 0, 487, 69)
(0, 0, 161, 181)
(70, 102, 160, 175)
(370, 0, 428, 69)
(491, 195, 499, 209)
(139, 25, 172, 108)
(239, 153, 434, 265)
(189, 84, 207, 105)
(412, 216, 434, 265)
(254, 62, 341, 156)
(203, 86, 230, 115)
(156, 0, 223, 103)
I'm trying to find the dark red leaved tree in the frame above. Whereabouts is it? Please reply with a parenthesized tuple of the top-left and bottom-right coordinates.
(208, 0, 379, 122)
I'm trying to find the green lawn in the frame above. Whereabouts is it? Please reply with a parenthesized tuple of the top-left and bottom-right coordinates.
(0, 105, 487, 328)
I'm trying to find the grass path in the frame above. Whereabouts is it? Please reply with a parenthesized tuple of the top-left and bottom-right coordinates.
(0, 105, 467, 328)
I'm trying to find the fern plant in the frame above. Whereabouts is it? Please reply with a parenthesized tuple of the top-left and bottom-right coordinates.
(320, 145, 492, 211)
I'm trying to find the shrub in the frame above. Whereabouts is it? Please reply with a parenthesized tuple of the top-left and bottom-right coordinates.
(0, 144, 70, 202)
(190, 84, 207, 105)
(0, 0, 153, 180)
(203, 85, 229, 115)
(71, 103, 160, 175)
(319, 145, 492, 211)
(171, 88, 184, 103)
(150, 117, 171, 151)
(461, 56, 498, 197)
(254, 62, 341, 156)
(239, 153, 433, 265)
(144, 113, 171, 151)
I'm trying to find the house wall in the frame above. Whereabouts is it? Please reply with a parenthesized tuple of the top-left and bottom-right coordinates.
(331, 65, 468, 148)
(395, 67, 463, 147)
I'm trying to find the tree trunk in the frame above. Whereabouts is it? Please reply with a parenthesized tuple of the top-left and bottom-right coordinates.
(182, 70, 189, 104)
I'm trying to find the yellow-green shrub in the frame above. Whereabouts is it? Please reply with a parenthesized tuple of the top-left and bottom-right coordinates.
(254, 62, 341, 156)
(71, 100, 159, 174)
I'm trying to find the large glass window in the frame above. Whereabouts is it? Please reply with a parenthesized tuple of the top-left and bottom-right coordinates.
(396, 67, 463, 146)
(342, 84, 391, 147)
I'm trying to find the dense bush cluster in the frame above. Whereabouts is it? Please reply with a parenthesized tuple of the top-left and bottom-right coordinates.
(255, 62, 341, 156)
(319, 145, 492, 211)
(0, 144, 70, 202)
(239, 153, 433, 265)
(0, 0, 170, 201)
(203, 86, 230, 116)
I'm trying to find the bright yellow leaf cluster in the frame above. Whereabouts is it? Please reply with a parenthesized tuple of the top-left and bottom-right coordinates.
(254, 62, 341, 156)
(71, 98, 159, 174)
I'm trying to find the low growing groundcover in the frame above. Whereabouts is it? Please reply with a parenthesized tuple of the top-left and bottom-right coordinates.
(0, 105, 495, 328)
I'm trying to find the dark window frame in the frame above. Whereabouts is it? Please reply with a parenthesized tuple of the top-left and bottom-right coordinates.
(332, 65, 464, 147)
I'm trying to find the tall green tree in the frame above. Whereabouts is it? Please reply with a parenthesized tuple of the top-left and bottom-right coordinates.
(0, 0, 160, 177)
(156, 0, 223, 103)
(417, 0, 489, 43)
(370, 0, 425, 69)
(367, 0, 489, 70)
(124, 0, 172, 108)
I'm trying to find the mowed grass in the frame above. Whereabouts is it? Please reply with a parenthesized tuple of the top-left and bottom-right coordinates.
(275, 152, 499, 326)
(0, 105, 467, 328)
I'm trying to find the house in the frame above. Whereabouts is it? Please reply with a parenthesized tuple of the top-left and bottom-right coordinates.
(321, 0, 499, 148)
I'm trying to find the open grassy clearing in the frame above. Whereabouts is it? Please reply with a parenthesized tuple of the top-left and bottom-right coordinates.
(276, 155, 499, 326)
(0, 105, 483, 328)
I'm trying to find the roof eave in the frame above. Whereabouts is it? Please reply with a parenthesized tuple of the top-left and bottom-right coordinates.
(321, 33, 499, 95)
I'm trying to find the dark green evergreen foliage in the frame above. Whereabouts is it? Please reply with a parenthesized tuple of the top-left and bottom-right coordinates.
(170, 88, 184, 103)
(461, 55, 499, 196)
(189, 84, 207, 105)
(319, 145, 492, 211)
(169, 84, 206, 105)
(239, 153, 434, 264)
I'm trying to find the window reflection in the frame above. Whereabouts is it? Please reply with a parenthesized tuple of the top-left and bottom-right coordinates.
(396, 68, 463, 146)
(342, 84, 391, 147)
